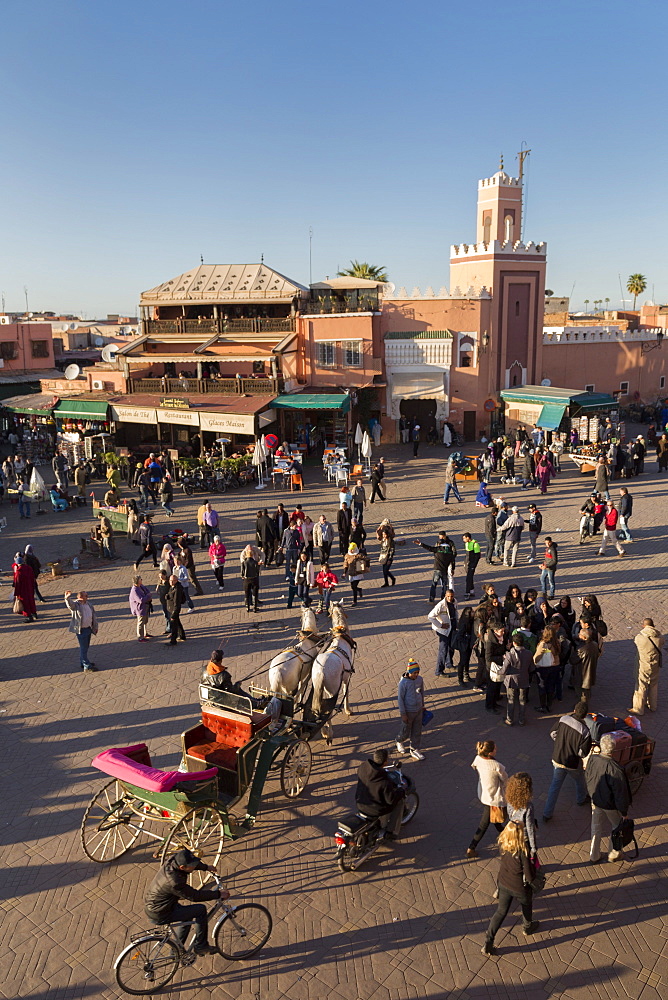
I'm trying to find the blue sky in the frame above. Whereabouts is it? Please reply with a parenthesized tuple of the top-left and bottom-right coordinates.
(1, 0, 665, 316)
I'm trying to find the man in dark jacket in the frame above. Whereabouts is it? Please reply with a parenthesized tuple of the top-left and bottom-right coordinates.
(413, 532, 457, 602)
(484, 509, 497, 564)
(337, 503, 353, 555)
(527, 504, 542, 562)
(574, 625, 600, 706)
(273, 504, 289, 545)
(135, 516, 158, 569)
(255, 508, 277, 566)
(585, 734, 632, 862)
(369, 464, 385, 503)
(355, 748, 405, 839)
(144, 847, 226, 953)
(618, 487, 633, 542)
(165, 575, 186, 645)
(542, 702, 591, 821)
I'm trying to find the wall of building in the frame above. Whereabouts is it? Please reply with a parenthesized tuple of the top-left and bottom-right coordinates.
(0, 323, 55, 371)
(299, 314, 381, 387)
(541, 336, 666, 402)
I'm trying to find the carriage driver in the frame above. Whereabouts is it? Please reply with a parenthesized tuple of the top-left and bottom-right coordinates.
(355, 749, 405, 841)
(144, 848, 229, 955)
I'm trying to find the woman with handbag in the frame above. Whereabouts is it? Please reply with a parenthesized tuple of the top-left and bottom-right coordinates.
(342, 543, 366, 605)
(129, 573, 153, 641)
(481, 821, 540, 955)
(208, 535, 227, 590)
(466, 740, 507, 859)
(485, 623, 509, 714)
(378, 526, 396, 586)
(533, 626, 561, 712)
(12, 554, 37, 623)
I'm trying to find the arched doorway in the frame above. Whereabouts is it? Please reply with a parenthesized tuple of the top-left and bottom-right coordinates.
(399, 397, 437, 430)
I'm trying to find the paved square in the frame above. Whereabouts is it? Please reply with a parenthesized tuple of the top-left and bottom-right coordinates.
(1, 442, 666, 1000)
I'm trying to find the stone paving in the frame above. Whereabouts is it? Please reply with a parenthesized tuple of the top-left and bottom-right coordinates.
(1, 439, 667, 1000)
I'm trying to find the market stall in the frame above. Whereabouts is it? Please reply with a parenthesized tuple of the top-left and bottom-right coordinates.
(53, 398, 111, 469)
(1, 393, 57, 465)
(500, 386, 617, 446)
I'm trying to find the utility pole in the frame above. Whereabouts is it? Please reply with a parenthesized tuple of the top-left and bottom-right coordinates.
(24, 286, 29, 315)
(517, 143, 531, 241)
(309, 227, 313, 286)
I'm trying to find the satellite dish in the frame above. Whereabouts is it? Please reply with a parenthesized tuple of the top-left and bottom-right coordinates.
(69, 323, 77, 330)
(541, 378, 552, 387)
(94, 337, 104, 347)
(101, 344, 119, 363)
(64, 364, 81, 380)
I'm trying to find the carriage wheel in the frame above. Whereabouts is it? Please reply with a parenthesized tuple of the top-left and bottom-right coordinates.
(625, 759, 645, 795)
(160, 806, 225, 887)
(280, 740, 312, 798)
(81, 779, 145, 863)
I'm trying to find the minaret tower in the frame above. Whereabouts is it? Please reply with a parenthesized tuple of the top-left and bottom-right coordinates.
(450, 154, 547, 391)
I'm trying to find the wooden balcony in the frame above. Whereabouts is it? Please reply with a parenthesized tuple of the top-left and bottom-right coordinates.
(144, 317, 295, 336)
(128, 376, 284, 396)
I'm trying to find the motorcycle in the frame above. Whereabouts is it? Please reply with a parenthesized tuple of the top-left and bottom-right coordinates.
(181, 470, 217, 496)
(334, 763, 419, 872)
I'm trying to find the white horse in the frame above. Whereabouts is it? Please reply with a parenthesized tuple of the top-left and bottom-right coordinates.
(311, 604, 354, 744)
(267, 607, 321, 705)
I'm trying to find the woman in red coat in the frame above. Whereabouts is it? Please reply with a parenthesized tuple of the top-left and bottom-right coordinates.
(13, 554, 37, 622)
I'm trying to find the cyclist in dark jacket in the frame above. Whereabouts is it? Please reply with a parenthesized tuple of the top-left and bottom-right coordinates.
(144, 848, 227, 954)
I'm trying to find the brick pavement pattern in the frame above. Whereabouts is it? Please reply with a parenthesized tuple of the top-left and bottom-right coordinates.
(0, 441, 667, 1000)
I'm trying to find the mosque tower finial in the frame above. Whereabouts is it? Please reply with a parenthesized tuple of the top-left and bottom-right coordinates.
(499, 153, 504, 171)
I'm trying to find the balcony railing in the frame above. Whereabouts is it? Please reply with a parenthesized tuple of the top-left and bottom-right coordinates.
(144, 317, 295, 336)
(304, 293, 379, 315)
(128, 376, 284, 396)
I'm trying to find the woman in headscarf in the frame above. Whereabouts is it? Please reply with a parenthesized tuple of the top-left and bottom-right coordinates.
(24, 544, 46, 603)
(158, 543, 174, 574)
(375, 517, 394, 541)
(342, 542, 366, 605)
(12, 554, 37, 622)
(475, 481, 492, 508)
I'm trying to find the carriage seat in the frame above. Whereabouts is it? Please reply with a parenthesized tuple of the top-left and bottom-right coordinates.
(91, 743, 217, 792)
(185, 709, 271, 772)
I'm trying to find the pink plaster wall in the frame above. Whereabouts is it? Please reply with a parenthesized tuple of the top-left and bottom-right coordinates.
(541, 342, 666, 402)
(0, 322, 55, 371)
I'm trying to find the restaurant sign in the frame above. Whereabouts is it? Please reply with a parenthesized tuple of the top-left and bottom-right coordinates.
(160, 396, 191, 409)
(156, 407, 200, 426)
(110, 404, 157, 424)
(199, 411, 255, 434)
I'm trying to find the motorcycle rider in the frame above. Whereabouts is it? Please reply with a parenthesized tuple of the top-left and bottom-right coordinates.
(355, 748, 405, 840)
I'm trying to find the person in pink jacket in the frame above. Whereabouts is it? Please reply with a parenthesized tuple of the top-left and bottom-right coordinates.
(208, 535, 227, 590)
(315, 563, 338, 613)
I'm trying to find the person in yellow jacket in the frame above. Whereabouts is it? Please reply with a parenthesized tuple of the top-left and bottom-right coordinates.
(106, 464, 122, 494)
(197, 502, 208, 550)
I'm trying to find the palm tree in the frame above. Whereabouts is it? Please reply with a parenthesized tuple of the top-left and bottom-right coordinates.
(605, 297, 610, 311)
(584, 299, 590, 313)
(627, 273, 647, 310)
(337, 260, 388, 282)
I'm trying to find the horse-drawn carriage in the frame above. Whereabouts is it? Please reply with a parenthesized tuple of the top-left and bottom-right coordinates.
(80, 605, 356, 873)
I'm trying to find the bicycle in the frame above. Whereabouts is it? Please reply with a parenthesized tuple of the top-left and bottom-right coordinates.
(114, 876, 272, 995)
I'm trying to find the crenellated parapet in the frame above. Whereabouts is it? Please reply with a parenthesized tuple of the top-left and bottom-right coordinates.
(386, 285, 492, 300)
(450, 239, 547, 258)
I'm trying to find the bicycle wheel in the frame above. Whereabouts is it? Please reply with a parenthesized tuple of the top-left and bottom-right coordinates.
(160, 806, 225, 889)
(213, 904, 272, 960)
(115, 935, 180, 995)
(81, 779, 145, 862)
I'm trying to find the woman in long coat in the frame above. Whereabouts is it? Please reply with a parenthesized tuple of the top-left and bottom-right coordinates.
(13, 554, 37, 622)
(536, 455, 555, 494)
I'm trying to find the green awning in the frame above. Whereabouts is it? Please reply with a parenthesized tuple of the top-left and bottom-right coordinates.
(55, 398, 109, 420)
(536, 402, 567, 430)
(1, 392, 55, 415)
(273, 393, 350, 412)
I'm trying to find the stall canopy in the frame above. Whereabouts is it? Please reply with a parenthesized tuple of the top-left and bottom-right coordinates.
(536, 402, 567, 430)
(1, 392, 56, 415)
(272, 393, 350, 412)
(54, 398, 110, 420)
(500, 386, 616, 412)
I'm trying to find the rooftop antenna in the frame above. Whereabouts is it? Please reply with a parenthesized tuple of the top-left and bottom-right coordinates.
(1, 292, 5, 313)
(309, 227, 313, 285)
(200, 254, 204, 264)
(24, 285, 29, 314)
(499, 153, 504, 171)
(518, 143, 531, 240)
(260, 253, 264, 264)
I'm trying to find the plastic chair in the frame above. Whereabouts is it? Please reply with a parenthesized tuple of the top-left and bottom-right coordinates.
(290, 474, 304, 492)
(351, 464, 364, 477)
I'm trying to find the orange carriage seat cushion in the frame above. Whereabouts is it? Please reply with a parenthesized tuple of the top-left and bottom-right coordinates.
(187, 743, 240, 770)
(201, 710, 253, 748)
